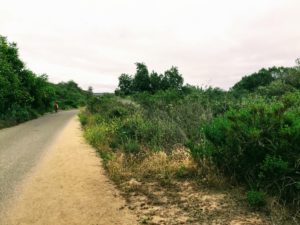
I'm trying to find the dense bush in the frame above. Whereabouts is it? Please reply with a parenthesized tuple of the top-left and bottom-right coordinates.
(85, 85, 237, 153)
(232, 64, 300, 95)
(84, 95, 189, 151)
(231, 67, 287, 92)
(199, 92, 300, 207)
(246, 191, 266, 207)
(54, 81, 87, 109)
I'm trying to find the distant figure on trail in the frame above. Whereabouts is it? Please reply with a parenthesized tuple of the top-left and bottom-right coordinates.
(54, 101, 59, 113)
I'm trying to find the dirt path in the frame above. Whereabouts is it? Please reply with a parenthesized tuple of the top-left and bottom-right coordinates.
(1, 116, 138, 225)
(0, 110, 78, 212)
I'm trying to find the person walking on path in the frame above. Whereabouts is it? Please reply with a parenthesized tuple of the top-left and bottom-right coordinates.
(54, 101, 59, 113)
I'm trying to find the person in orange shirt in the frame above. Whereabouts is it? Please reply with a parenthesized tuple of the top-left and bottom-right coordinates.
(54, 101, 59, 113)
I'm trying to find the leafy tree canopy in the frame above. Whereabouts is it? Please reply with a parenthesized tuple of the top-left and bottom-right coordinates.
(116, 63, 184, 95)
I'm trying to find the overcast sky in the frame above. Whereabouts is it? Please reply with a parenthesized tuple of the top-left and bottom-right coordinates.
(1, 0, 299, 92)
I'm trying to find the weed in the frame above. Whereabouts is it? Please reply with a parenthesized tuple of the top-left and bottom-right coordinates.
(123, 140, 140, 154)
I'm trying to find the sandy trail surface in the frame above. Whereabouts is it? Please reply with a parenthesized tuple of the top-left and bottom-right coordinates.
(0, 110, 78, 212)
(1, 114, 137, 225)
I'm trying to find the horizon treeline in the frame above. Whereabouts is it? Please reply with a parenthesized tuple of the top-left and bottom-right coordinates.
(115, 63, 184, 95)
(0, 36, 89, 128)
(116, 60, 300, 96)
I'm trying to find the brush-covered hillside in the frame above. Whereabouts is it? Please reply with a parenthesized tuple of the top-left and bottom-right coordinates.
(80, 61, 300, 224)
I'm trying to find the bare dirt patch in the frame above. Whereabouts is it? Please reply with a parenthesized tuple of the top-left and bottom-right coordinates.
(101, 148, 273, 224)
(1, 116, 138, 225)
(119, 179, 272, 225)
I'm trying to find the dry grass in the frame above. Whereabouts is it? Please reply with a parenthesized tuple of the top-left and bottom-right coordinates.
(105, 146, 197, 184)
(104, 145, 228, 190)
(138, 148, 195, 178)
(266, 196, 300, 225)
(98, 145, 299, 225)
(88, 139, 300, 225)
(106, 152, 130, 181)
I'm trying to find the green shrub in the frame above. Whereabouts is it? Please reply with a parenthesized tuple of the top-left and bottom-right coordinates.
(198, 93, 300, 207)
(247, 191, 266, 207)
(185, 140, 213, 163)
(85, 124, 109, 147)
(78, 112, 88, 126)
(137, 118, 187, 149)
(99, 151, 113, 163)
(109, 138, 121, 150)
(9, 105, 32, 123)
(176, 165, 189, 178)
(108, 106, 129, 118)
(260, 155, 289, 178)
(123, 140, 140, 154)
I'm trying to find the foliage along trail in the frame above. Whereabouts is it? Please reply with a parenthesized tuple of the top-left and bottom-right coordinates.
(0, 35, 89, 129)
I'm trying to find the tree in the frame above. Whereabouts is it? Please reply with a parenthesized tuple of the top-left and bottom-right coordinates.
(118, 73, 133, 95)
(87, 86, 93, 100)
(133, 63, 150, 92)
(296, 58, 300, 69)
(162, 66, 184, 90)
(88, 86, 93, 92)
(232, 67, 280, 92)
(116, 63, 185, 94)
(0, 35, 26, 114)
(283, 68, 300, 89)
(149, 71, 162, 93)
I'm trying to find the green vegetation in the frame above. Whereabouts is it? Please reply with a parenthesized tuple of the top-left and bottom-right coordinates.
(246, 191, 266, 208)
(3, 32, 298, 223)
(0, 36, 88, 128)
(115, 63, 184, 95)
(81, 61, 300, 221)
(201, 93, 300, 205)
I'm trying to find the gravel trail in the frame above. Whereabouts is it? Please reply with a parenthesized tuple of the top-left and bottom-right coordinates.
(0, 110, 78, 213)
(0, 112, 137, 225)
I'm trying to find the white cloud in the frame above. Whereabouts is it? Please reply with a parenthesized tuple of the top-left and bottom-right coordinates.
(0, 0, 299, 91)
